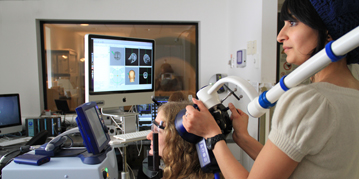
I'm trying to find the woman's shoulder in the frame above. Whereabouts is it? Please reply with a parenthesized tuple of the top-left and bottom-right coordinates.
(277, 83, 322, 105)
(279, 82, 359, 103)
(273, 83, 338, 122)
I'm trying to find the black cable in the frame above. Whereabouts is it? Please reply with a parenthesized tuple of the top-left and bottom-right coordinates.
(151, 96, 161, 106)
(0, 149, 20, 165)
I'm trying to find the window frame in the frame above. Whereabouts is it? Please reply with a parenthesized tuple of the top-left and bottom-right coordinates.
(39, 20, 199, 113)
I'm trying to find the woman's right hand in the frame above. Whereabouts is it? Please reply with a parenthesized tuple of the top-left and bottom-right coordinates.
(228, 103, 250, 145)
(182, 98, 222, 139)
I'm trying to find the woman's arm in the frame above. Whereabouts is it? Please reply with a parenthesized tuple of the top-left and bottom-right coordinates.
(183, 99, 299, 178)
(212, 139, 298, 179)
(228, 103, 263, 160)
(235, 132, 263, 160)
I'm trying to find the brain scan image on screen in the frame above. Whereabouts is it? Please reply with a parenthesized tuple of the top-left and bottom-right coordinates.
(128, 53, 137, 64)
(125, 48, 139, 66)
(143, 71, 148, 79)
(114, 52, 121, 60)
(143, 54, 150, 64)
(110, 47, 125, 66)
(140, 49, 152, 66)
(140, 68, 152, 84)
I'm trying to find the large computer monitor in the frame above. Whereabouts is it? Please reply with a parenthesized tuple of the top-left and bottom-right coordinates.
(85, 34, 155, 109)
(0, 93, 22, 135)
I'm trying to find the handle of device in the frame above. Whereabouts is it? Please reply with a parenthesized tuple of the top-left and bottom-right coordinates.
(152, 133, 160, 171)
(199, 76, 258, 110)
(45, 127, 79, 151)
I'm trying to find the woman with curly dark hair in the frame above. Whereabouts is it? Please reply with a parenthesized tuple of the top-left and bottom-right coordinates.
(183, 0, 359, 178)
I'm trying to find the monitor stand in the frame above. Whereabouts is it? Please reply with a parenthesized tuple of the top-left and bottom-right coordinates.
(78, 144, 112, 164)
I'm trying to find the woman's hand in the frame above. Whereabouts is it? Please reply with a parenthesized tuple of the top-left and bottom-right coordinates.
(182, 98, 222, 139)
(228, 103, 250, 145)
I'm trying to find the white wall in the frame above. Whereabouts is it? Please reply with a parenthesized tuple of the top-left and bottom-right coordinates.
(0, 0, 230, 117)
(0, 0, 277, 114)
(0, 0, 278, 171)
(225, 0, 278, 171)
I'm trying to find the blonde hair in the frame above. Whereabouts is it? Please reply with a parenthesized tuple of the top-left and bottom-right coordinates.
(158, 101, 215, 179)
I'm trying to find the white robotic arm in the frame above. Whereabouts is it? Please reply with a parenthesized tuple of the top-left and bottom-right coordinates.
(197, 76, 258, 109)
(198, 26, 359, 118)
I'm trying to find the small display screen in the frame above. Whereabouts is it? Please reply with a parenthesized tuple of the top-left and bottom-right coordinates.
(84, 107, 107, 147)
(237, 50, 243, 64)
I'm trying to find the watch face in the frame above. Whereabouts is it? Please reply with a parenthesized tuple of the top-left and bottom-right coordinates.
(206, 138, 212, 150)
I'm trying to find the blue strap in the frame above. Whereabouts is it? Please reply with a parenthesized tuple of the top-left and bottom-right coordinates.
(258, 91, 276, 109)
(280, 75, 289, 91)
(325, 41, 346, 62)
(214, 172, 221, 179)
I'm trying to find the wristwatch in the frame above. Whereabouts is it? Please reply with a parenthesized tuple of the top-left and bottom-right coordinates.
(206, 134, 226, 150)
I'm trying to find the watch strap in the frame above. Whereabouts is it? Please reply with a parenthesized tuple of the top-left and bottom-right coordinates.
(207, 134, 226, 150)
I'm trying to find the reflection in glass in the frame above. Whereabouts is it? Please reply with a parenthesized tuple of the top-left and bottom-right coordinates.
(40, 22, 198, 112)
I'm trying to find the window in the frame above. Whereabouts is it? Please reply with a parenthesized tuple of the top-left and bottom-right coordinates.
(40, 21, 198, 112)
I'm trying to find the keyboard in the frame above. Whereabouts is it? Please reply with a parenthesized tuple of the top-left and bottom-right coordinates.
(0, 136, 32, 146)
(113, 130, 151, 142)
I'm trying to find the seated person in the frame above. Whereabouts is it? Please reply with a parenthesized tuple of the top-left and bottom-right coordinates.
(168, 91, 185, 102)
(155, 63, 183, 91)
(138, 101, 219, 179)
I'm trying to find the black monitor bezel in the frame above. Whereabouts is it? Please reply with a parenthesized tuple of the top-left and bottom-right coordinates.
(0, 93, 22, 128)
(86, 34, 155, 96)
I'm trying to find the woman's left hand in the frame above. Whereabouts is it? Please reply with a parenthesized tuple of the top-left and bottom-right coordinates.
(228, 103, 250, 145)
(182, 98, 222, 139)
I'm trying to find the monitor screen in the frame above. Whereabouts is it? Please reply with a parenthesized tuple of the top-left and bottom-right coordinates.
(0, 94, 22, 135)
(75, 101, 110, 154)
(84, 107, 108, 148)
(85, 34, 155, 109)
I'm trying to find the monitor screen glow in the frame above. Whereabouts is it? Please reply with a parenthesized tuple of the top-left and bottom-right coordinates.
(84, 107, 107, 147)
(0, 94, 22, 135)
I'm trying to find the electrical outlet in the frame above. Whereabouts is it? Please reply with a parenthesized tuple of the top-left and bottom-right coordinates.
(252, 40, 257, 54)
(255, 53, 260, 69)
(247, 41, 253, 55)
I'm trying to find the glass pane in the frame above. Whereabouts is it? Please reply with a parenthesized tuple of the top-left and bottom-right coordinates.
(41, 22, 198, 112)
